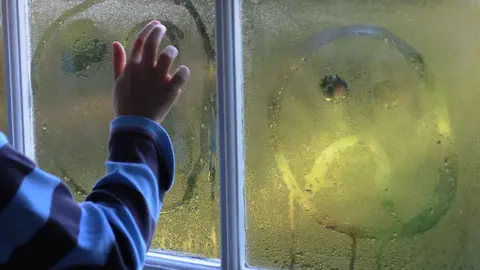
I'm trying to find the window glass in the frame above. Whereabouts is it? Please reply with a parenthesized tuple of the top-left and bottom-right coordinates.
(244, 0, 480, 269)
(30, 0, 219, 257)
(0, 9, 8, 134)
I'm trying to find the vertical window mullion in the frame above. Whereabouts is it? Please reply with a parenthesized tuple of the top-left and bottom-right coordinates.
(2, 0, 34, 159)
(215, 0, 246, 270)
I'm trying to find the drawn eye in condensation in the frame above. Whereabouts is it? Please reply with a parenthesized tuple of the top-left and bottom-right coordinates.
(59, 19, 108, 75)
(319, 74, 349, 101)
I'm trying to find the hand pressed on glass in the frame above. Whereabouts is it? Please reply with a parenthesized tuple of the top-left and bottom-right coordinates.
(112, 20, 190, 124)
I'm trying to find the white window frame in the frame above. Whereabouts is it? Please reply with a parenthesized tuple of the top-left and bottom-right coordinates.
(1, 0, 248, 270)
(2, 0, 34, 160)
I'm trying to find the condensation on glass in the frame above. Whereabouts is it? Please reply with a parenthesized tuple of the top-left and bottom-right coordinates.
(244, 0, 480, 269)
(29, 0, 219, 258)
(0, 8, 8, 134)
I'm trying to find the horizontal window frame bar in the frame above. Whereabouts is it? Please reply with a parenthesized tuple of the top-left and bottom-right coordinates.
(145, 251, 263, 270)
(145, 250, 221, 270)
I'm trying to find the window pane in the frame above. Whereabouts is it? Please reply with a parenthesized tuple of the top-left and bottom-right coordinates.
(244, 1, 479, 269)
(0, 9, 8, 134)
(30, 0, 219, 257)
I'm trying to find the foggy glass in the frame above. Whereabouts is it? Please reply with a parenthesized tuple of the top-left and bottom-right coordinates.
(244, 0, 480, 269)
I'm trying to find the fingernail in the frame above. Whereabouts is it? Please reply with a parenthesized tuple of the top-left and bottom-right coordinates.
(164, 46, 178, 58)
(152, 20, 160, 25)
(159, 24, 167, 33)
(177, 65, 190, 77)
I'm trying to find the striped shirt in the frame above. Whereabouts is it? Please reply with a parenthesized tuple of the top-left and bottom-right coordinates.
(0, 116, 175, 270)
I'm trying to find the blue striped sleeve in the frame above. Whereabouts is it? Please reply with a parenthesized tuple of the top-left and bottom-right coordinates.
(0, 115, 175, 270)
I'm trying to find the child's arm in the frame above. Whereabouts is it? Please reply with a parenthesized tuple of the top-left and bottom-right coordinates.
(0, 115, 174, 269)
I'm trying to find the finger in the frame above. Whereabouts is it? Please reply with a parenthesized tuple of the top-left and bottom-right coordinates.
(112, 41, 126, 80)
(143, 24, 167, 68)
(168, 65, 190, 91)
(156, 46, 178, 79)
(130, 20, 160, 63)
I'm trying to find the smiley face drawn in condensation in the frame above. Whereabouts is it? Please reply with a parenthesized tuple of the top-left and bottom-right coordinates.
(269, 24, 457, 241)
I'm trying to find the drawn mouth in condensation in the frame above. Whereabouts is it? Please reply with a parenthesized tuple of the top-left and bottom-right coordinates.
(269, 24, 457, 242)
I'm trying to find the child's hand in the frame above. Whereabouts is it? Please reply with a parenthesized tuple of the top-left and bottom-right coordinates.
(112, 20, 190, 124)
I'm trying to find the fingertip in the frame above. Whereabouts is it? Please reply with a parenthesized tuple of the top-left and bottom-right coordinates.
(112, 41, 120, 51)
(112, 41, 127, 80)
(159, 24, 167, 33)
(113, 41, 126, 53)
(169, 65, 190, 89)
(164, 45, 179, 59)
(178, 65, 190, 78)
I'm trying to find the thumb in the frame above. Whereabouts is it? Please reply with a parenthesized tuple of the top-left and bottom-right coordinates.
(112, 41, 126, 81)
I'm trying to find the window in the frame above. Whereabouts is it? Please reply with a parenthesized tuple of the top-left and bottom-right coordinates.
(3, 0, 480, 269)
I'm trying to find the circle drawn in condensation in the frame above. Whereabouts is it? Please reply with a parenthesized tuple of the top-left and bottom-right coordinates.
(269, 24, 458, 241)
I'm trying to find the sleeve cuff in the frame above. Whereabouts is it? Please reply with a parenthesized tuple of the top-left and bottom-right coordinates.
(110, 116, 175, 192)
(0, 132, 8, 149)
